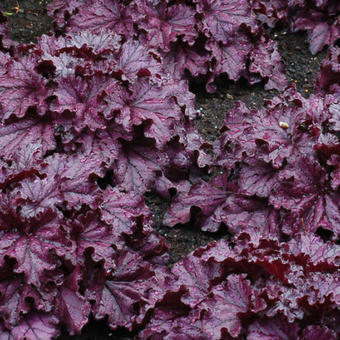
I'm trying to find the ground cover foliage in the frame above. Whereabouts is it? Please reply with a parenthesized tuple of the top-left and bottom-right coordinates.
(0, 0, 339, 339)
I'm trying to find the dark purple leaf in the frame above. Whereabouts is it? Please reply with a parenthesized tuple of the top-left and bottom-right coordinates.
(104, 78, 183, 148)
(51, 75, 115, 132)
(248, 35, 287, 91)
(302, 325, 337, 340)
(99, 188, 151, 236)
(200, 274, 265, 338)
(0, 210, 67, 286)
(292, 10, 340, 55)
(47, 0, 88, 27)
(0, 118, 56, 160)
(197, 0, 257, 43)
(137, 2, 197, 52)
(92, 250, 166, 330)
(238, 160, 278, 197)
(0, 56, 50, 122)
(207, 32, 252, 83)
(247, 316, 300, 340)
(68, 0, 135, 36)
(10, 313, 59, 340)
(162, 42, 210, 80)
(41, 153, 102, 209)
(165, 174, 280, 234)
(163, 178, 228, 229)
(315, 47, 340, 94)
(67, 212, 117, 269)
(270, 157, 340, 238)
(56, 267, 91, 335)
(117, 40, 162, 82)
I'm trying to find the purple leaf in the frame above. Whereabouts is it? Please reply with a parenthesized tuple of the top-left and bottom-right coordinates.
(68, 0, 135, 36)
(292, 10, 340, 55)
(207, 32, 252, 83)
(162, 42, 210, 80)
(51, 75, 115, 132)
(99, 188, 151, 236)
(0, 56, 50, 122)
(41, 153, 102, 209)
(248, 35, 287, 91)
(247, 316, 300, 340)
(0, 144, 41, 189)
(200, 274, 264, 338)
(73, 123, 125, 166)
(67, 212, 117, 269)
(0, 118, 56, 160)
(110, 140, 170, 194)
(0, 210, 67, 286)
(117, 40, 162, 82)
(10, 314, 59, 340)
(137, 2, 197, 52)
(270, 157, 340, 238)
(164, 174, 280, 234)
(47, 0, 88, 27)
(197, 0, 256, 43)
(315, 47, 340, 94)
(56, 267, 91, 335)
(171, 250, 225, 308)
(104, 78, 183, 148)
(163, 178, 228, 229)
(92, 250, 165, 330)
(302, 325, 337, 340)
(238, 160, 278, 198)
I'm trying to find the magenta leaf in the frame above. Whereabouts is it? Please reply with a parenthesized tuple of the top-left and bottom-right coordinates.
(68, 0, 135, 36)
(105, 78, 183, 148)
(117, 40, 162, 82)
(10, 313, 59, 340)
(248, 35, 287, 91)
(247, 316, 300, 340)
(92, 250, 165, 330)
(0, 118, 56, 160)
(137, 2, 197, 52)
(0, 211, 67, 286)
(56, 268, 91, 335)
(99, 188, 151, 236)
(200, 274, 264, 338)
(197, 0, 256, 43)
(67, 212, 116, 269)
(51, 75, 114, 132)
(0, 56, 50, 122)
(302, 325, 337, 340)
(207, 32, 252, 82)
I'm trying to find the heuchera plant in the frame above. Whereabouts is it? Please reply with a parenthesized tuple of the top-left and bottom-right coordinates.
(251, 0, 340, 54)
(0, 0, 339, 339)
(166, 87, 340, 239)
(141, 231, 340, 339)
(47, 0, 288, 92)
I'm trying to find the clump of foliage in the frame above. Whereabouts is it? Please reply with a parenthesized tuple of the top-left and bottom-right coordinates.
(0, 0, 339, 339)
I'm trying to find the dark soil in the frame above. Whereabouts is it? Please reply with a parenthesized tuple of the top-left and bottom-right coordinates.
(2, 0, 52, 43)
(1, 1, 326, 339)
